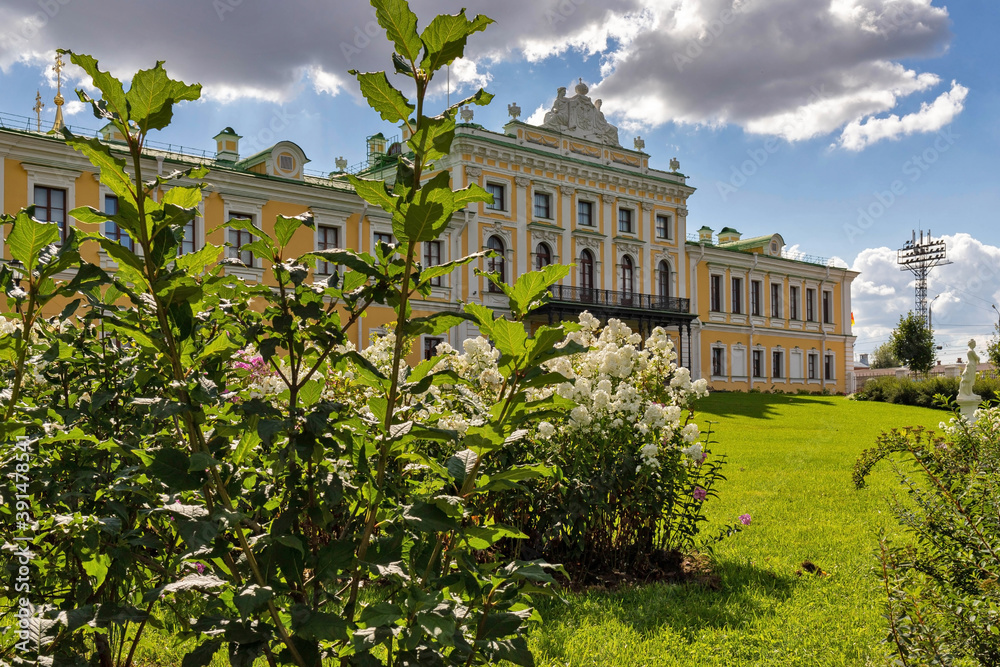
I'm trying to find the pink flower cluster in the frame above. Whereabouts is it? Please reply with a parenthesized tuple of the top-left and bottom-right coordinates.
(739, 514, 752, 526)
(692, 487, 707, 501)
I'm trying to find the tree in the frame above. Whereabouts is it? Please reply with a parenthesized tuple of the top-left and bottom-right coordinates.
(890, 311, 935, 374)
(987, 320, 1000, 369)
(869, 341, 900, 369)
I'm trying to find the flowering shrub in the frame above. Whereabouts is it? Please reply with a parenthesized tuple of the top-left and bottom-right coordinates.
(854, 408, 1000, 665)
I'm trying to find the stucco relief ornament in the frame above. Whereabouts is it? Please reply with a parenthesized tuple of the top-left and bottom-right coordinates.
(508, 102, 521, 120)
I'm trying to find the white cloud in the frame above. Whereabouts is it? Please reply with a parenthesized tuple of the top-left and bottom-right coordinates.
(851, 234, 1000, 359)
(0, 0, 963, 150)
(838, 81, 968, 150)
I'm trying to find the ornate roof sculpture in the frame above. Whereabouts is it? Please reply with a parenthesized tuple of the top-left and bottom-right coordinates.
(539, 79, 621, 148)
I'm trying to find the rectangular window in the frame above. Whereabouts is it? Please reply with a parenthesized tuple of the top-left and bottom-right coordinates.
(278, 154, 294, 170)
(618, 208, 633, 234)
(227, 213, 256, 266)
(710, 275, 723, 312)
(806, 288, 817, 322)
(751, 280, 762, 317)
(823, 290, 833, 324)
(485, 183, 505, 211)
(577, 200, 593, 227)
(772, 351, 784, 379)
(770, 283, 782, 318)
(101, 194, 134, 252)
(711, 348, 725, 377)
(424, 336, 444, 361)
(374, 232, 394, 247)
(655, 214, 671, 239)
(808, 354, 818, 380)
(824, 354, 835, 380)
(533, 192, 551, 219)
(424, 240, 442, 287)
(316, 225, 339, 275)
(180, 219, 196, 255)
(752, 350, 764, 378)
(789, 286, 800, 320)
(33, 185, 67, 244)
(731, 277, 743, 314)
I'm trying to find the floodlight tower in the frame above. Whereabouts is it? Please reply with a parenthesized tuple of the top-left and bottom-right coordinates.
(897, 229, 951, 325)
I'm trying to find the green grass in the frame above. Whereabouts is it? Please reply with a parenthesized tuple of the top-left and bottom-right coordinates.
(526, 393, 945, 667)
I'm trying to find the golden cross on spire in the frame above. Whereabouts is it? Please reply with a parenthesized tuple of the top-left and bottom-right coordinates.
(33, 91, 44, 131)
(51, 52, 65, 132)
(53, 53, 64, 95)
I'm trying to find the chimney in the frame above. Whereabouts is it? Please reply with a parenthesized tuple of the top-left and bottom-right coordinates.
(214, 127, 241, 162)
(697, 226, 714, 243)
(860, 353, 869, 365)
(718, 227, 741, 243)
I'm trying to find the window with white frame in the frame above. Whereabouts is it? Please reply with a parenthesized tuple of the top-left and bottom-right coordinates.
(535, 242, 552, 271)
(577, 200, 594, 227)
(486, 235, 505, 292)
(808, 353, 819, 380)
(789, 285, 801, 320)
(533, 191, 552, 219)
(711, 346, 725, 377)
(34, 185, 68, 244)
(710, 274, 723, 312)
(102, 194, 134, 252)
(751, 280, 762, 317)
(823, 290, 834, 324)
(423, 336, 444, 361)
(227, 212, 257, 266)
(618, 207, 634, 234)
(752, 349, 764, 378)
(806, 288, 817, 322)
(824, 352, 835, 380)
(770, 283, 782, 318)
(374, 232, 394, 247)
(772, 349, 785, 379)
(316, 225, 340, 275)
(485, 182, 506, 211)
(180, 219, 197, 256)
(655, 214, 671, 240)
(731, 277, 743, 315)
(424, 240, 443, 286)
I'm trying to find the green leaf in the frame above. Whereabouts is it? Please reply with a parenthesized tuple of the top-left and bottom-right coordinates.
(240, 239, 274, 264)
(348, 175, 397, 215)
(175, 243, 222, 274)
(507, 264, 572, 317)
(65, 51, 129, 121)
(62, 129, 134, 201)
(6, 209, 59, 271)
(420, 11, 494, 73)
(196, 332, 238, 362)
(125, 61, 201, 133)
(452, 182, 492, 210)
(233, 584, 273, 618)
(447, 449, 478, 484)
(463, 525, 527, 550)
(400, 171, 453, 243)
(315, 540, 355, 583)
(274, 212, 313, 248)
(162, 185, 203, 209)
(404, 312, 473, 337)
(351, 71, 415, 125)
(402, 501, 460, 533)
(407, 114, 455, 164)
(372, 0, 423, 63)
(299, 379, 323, 407)
(491, 318, 529, 359)
(181, 640, 224, 667)
(148, 449, 202, 490)
(420, 250, 487, 285)
(360, 602, 404, 628)
(233, 415, 261, 466)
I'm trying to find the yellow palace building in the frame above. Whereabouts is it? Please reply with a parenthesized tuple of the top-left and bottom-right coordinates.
(0, 80, 858, 393)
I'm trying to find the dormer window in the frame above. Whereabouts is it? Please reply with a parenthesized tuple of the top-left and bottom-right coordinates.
(278, 154, 294, 171)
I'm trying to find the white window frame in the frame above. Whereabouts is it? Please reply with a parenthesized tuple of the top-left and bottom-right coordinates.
(771, 347, 786, 382)
(617, 205, 635, 235)
(752, 348, 765, 379)
(25, 163, 79, 254)
(824, 351, 836, 381)
(532, 189, 554, 221)
(709, 273, 726, 313)
(484, 181, 509, 213)
(577, 198, 596, 228)
(221, 194, 265, 281)
(823, 289, 835, 325)
(655, 213, 672, 240)
(807, 351, 821, 381)
(770, 281, 783, 319)
(710, 344, 727, 379)
(313, 210, 347, 280)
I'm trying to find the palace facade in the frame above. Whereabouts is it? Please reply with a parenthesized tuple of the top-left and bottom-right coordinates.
(0, 80, 858, 392)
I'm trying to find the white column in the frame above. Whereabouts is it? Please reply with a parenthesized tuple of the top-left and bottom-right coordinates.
(602, 193, 614, 291)
(677, 208, 688, 301)
(561, 186, 574, 284)
(515, 176, 530, 280)
(465, 165, 482, 305)
(641, 202, 653, 295)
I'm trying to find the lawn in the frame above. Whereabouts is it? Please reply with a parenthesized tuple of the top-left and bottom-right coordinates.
(121, 393, 942, 666)
(526, 392, 945, 667)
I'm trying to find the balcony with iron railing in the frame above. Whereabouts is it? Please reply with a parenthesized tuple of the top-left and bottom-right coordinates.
(546, 284, 690, 314)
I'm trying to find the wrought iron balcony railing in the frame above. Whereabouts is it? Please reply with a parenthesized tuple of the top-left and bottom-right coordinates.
(547, 285, 690, 313)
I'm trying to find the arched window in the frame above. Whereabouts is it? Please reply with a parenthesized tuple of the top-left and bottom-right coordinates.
(486, 235, 505, 292)
(620, 255, 634, 296)
(657, 260, 671, 299)
(580, 249, 594, 296)
(535, 242, 552, 271)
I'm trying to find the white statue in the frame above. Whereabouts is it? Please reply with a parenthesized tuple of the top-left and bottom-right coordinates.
(958, 339, 980, 401)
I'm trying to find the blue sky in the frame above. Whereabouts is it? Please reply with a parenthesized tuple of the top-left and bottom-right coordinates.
(0, 0, 997, 359)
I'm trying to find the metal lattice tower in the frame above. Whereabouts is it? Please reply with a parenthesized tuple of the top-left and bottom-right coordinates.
(898, 230, 951, 325)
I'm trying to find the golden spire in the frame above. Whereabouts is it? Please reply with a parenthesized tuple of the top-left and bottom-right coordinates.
(51, 53, 65, 132)
(33, 91, 44, 132)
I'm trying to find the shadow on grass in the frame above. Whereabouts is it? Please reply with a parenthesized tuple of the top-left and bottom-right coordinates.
(695, 392, 835, 421)
(536, 557, 799, 641)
